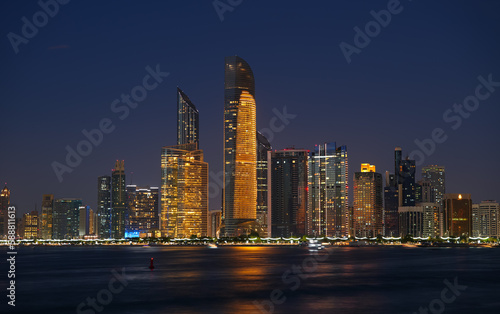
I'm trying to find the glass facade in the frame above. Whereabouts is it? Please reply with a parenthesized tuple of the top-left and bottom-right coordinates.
(421, 165, 446, 207)
(40, 194, 54, 239)
(353, 164, 383, 237)
(177, 87, 199, 147)
(126, 185, 159, 236)
(256, 131, 271, 237)
(111, 161, 126, 239)
(223, 56, 257, 236)
(97, 176, 111, 239)
(444, 193, 472, 237)
(52, 198, 82, 239)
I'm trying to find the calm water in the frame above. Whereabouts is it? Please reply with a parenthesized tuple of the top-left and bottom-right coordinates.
(1, 245, 499, 314)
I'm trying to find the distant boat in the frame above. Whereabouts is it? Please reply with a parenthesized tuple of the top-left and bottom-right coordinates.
(308, 239, 324, 251)
(207, 243, 218, 249)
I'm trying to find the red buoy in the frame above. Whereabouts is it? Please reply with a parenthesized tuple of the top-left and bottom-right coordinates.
(149, 258, 154, 271)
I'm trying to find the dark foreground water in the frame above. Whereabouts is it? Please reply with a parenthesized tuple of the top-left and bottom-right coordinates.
(1, 245, 499, 314)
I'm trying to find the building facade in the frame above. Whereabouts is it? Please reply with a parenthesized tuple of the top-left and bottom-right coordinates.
(126, 185, 159, 237)
(40, 194, 54, 239)
(97, 176, 112, 239)
(444, 194, 472, 237)
(256, 131, 271, 237)
(353, 164, 383, 237)
(472, 200, 499, 238)
(52, 198, 82, 239)
(0, 185, 10, 238)
(111, 161, 126, 239)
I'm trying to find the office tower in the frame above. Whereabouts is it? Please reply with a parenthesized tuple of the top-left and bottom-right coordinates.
(421, 202, 439, 238)
(52, 198, 82, 239)
(111, 160, 126, 239)
(394, 147, 416, 206)
(444, 194, 472, 237)
(97, 176, 112, 239)
(421, 165, 446, 205)
(223, 56, 257, 237)
(472, 200, 499, 237)
(177, 87, 199, 147)
(308, 142, 349, 237)
(384, 173, 399, 237)
(416, 180, 433, 203)
(399, 206, 423, 237)
(353, 164, 383, 237)
(256, 132, 271, 237)
(161, 88, 208, 238)
(269, 149, 308, 238)
(79, 206, 96, 237)
(0, 185, 10, 238)
(126, 185, 159, 238)
(40, 194, 54, 239)
(208, 209, 222, 238)
(21, 211, 39, 239)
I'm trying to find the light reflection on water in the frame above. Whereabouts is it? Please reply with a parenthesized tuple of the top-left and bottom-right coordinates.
(2, 245, 499, 314)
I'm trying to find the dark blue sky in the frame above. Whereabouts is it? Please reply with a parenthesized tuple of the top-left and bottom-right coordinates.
(2, 0, 500, 215)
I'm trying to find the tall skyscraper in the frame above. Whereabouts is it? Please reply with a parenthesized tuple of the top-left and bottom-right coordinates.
(21, 210, 39, 239)
(52, 198, 82, 239)
(40, 194, 54, 239)
(308, 142, 349, 237)
(269, 149, 308, 238)
(97, 176, 112, 239)
(444, 193, 472, 237)
(111, 160, 126, 239)
(161, 88, 208, 238)
(256, 131, 271, 237)
(472, 200, 499, 237)
(0, 185, 11, 238)
(421, 165, 446, 206)
(126, 185, 159, 237)
(177, 87, 199, 147)
(353, 164, 383, 237)
(394, 147, 416, 206)
(223, 56, 257, 237)
(384, 172, 399, 237)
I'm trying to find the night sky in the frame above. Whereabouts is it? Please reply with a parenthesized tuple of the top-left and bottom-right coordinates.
(2, 0, 500, 216)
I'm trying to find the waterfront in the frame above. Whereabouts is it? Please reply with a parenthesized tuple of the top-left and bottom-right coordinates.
(1, 246, 499, 313)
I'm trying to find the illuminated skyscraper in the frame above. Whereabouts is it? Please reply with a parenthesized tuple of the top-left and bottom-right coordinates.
(353, 164, 383, 237)
(126, 185, 159, 237)
(308, 143, 349, 237)
(223, 56, 257, 237)
(177, 87, 199, 147)
(0, 185, 10, 238)
(394, 147, 416, 206)
(256, 131, 271, 237)
(161, 88, 208, 238)
(111, 160, 126, 239)
(472, 200, 499, 238)
(52, 198, 82, 239)
(40, 194, 54, 239)
(444, 193, 472, 237)
(21, 210, 39, 239)
(97, 176, 112, 239)
(384, 172, 399, 237)
(421, 165, 446, 206)
(269, 149, 308, 238)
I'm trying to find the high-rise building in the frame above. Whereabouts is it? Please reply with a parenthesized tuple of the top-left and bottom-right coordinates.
(52, 198, 82, 239)
(177, 87, 199, 147)
(256, 131, 271, 237)
(269, 149, 309, 238)
(79, 206, 97, 237)
(223, 56, 257, 237)
(421, 165, 446, 206)
(399, 206, 423, 238)
(384, 173, 399, 237)
(394, 147, 416, 206)
(0, 185, 11, 238)
(97, 176, 112, 239)
(126, 185, 159, 237)
(161, 87, 208, 238)
(21, 210, 39, 239)
(40, 194, 54, 239)
(472, 200, 499, 238)
(353, 164, 383, 237)
(416, 180, 433, 203)
(208, 209, 222, 238)
(444, 194, 472, 237)
(308, 142, 349, 237)
(111, 161, 126, 239)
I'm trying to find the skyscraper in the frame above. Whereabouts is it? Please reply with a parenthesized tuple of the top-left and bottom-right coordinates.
(40, 194, 54, 239)
(52, 198, 82, 239)
(126, 185, 159, 237)
(111, 160, 126, 239)
(421, 165, 446, 206)
(269, 149, 308, 238)
(0, 185, 10, 238)
(444, 193, 472, 237)
(97, 176, 112, 239)
(308, 142, 349, 237)
(394, 147, 416, 206)
(256, 131, 271, 237)
(472, 200, 499, 238)
(353, 164, 383, 237)
(161, 88, 208, 238)
(384, 172, 399, 237)
(21, 210, 39, 239)
(223, 56, 257, 237)
(177, 87, 199, 147)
